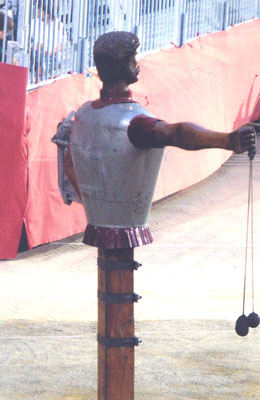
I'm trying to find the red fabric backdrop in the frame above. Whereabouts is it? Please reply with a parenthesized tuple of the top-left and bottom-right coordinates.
(1, 20, 260, 258)
(0, 63, 28, 259)
(24, 74, 101, 249)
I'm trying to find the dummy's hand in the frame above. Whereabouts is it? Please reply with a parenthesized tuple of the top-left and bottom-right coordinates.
(230, 123, 259, 160)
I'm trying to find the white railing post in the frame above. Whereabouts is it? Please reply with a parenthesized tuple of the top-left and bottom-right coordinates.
(172, 0, 182, 47)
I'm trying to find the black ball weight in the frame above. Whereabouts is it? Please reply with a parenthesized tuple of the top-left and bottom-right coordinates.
(235, 314, 249, 337)
(247, 312, 260, 328)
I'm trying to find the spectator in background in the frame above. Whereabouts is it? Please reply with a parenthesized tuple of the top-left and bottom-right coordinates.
(0, 10, 13, 62)
(31, 0, 67, 78)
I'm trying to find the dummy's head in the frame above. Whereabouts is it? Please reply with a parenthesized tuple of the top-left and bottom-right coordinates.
(94, 31, 140, 85)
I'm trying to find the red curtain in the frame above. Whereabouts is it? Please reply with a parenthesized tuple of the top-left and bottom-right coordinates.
(0, 63, 27, 259)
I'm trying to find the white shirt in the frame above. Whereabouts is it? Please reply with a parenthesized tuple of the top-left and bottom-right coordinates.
(31, 17, 67, 56)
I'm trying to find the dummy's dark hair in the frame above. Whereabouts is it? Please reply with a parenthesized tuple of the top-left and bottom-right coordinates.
(94, 31, 140, 83)
(0, 11, 13, 33)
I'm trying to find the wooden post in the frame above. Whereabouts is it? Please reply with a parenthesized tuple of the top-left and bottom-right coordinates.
(98, 247, 139, 400)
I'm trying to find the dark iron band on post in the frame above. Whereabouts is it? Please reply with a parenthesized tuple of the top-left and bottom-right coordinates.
(98, 291, 142, 303)
(98, 259, 142, 271)
(98, 334, 142, 348)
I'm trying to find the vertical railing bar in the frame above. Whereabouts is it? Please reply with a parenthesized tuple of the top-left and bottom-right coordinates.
(231, 0, 234, 25)
(44, 0, 51, 79)
(142, 0, 147, 52)
(236, 0, 239, 24)
(1, 0, 8, 62)
(225, 0, 229, 27)
(36, 0, 44, 82)
(195, 0, 198, 38)
(135, 0, 139, 36)
(30, 0, 38, 84)
(192, 0, 197, 38)
(200, 0, 205, 36)
(78, 0, 84, 72)
(148, 0, 152, 51)
(81, 0, 88, 72)
(205, 0, 209, 35)
(55, 0, 62, 75)
(88, 0, 95, 66)
(192, 0, 196, 38)
(147, 0, 151, 52)
(229, 0, 231, 28)
(40, 0, 47, 80)
(171, 0, 176, 45)
(148, 0, 151, 51)
(211, 0, 215, 32)
(191, 0, 195, 38)
(104, 0, 108, 34)
(184, 0, 188, 41)
(17, 0, 26, 49)
(197, 0, 201, 37)
(85, 0, 90, 38)
(163, 0, 166, 47)
(99, 0, 103, 37)
(64, 0, 70, 74)
(153, 0, 157, 49)
(140, 0, 145, 52)
(195, 0, 199, 36)
(129, 0, 133, 32)
(94, 0, 99, 44)
(190, 0, 194, 40)
(123, 0, 128, 33)
(145, 0, 149, 53)
(200, 0, 203, 36)
(27, 0, 34, 84)
(165, 0, 169, 47)
(151, 0, 155, 50)
(49, 0, 56, 80)
(166, 0, 172, 46)
(209, 0, 212, 32)
(131, 0, 136, 34)
(187, 0, 191, 41)
(60, 0, 66, 74)
(71, 0, 78, 72)
(163, 0, 167, 47)
(160, 0, 163, 47)
(61, 0, 66, 73)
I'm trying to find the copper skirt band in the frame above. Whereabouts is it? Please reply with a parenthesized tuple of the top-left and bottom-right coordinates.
(83, 225, 153, 248)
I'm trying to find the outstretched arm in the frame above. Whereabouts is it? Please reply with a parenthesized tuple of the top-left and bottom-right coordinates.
(128, 116, 258, 159)
(153, 121, 258, 158)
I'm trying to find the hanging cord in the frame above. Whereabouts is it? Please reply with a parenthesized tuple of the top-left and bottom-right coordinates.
(250, 160, 254, 312)
(242, 159, 254, 315)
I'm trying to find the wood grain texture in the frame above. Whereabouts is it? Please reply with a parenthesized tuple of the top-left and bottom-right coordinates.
(98, 248, 135, 400)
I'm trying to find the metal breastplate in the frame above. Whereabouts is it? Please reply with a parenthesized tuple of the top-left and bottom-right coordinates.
(70, 102, 165, 228)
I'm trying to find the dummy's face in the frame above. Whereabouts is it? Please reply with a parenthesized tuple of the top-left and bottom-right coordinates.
(0, 32, 3, 40)
(124, 54, 140, 84)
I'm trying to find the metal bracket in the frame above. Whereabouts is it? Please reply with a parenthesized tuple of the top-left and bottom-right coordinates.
(97, 334, 142, 348)
(98, 260, 142, 271)
(98, 291, 142, 303)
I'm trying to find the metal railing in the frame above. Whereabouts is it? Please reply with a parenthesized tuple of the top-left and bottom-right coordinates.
(0, 0, 259, 90)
